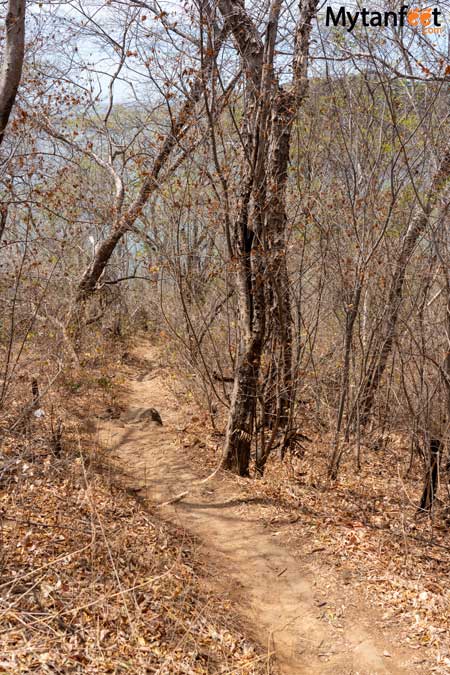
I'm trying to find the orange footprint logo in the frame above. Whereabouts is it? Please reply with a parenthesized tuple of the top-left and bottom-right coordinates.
(407, 7, 432, 26)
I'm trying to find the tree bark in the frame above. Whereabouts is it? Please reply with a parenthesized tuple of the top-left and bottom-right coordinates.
(256, 0, 318, 472)
(222, 163, 266, 475)
(0, 0, 25, 146)
(328, 279, 363, 479)
(221, 0, 318, 475)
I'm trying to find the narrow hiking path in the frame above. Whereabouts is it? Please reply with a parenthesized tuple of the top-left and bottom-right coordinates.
(97, 344, 419, 675)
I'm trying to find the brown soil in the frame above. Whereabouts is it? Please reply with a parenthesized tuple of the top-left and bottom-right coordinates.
(98, 343, 423, 675)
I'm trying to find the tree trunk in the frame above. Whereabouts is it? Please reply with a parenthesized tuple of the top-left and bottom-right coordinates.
(0, 0, 25, 146)
(220, 0, 318, 476)
(418, 438, 441, 512)
(359, 144, 450, 425)
(75, 17, 228, 301)
(0, 204, 7, 244)
(222, 166, 266, 476)
(223, 327, 264, 476)
(329, 280, 363, 479)
(256, 90, 296, 473)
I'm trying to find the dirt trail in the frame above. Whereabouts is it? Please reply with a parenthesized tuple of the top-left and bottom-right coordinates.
(98, 345, 417, 675)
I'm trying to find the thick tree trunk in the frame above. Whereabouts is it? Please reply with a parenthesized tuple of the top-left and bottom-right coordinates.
(221, 0, 318, 476)
(223, 326, 264, 475)
(0, 0, 25, 146)
(217, 0, 265, 475)
(256, 91, 295, 473)
(255, 0, 318, 470)
(222, 166, 266, 475)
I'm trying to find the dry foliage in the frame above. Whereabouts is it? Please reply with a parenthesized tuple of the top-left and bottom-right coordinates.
(0, 354, 272, 675)
(180, 399, 450, 673)
(1, 0, 450, 671)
